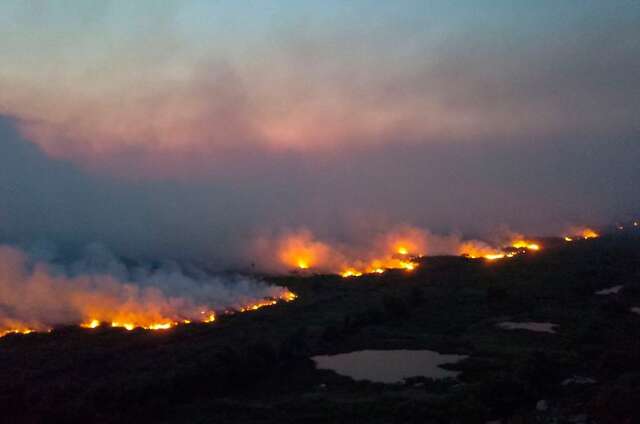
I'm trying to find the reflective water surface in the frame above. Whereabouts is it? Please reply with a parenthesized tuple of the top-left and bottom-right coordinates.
(497, 321, 557, 333)
(312, 349, 467, 383)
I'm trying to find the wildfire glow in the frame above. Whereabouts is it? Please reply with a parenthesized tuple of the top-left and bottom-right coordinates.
(0, 328, 35, 337)
(340, 269, 363, 278)
(273, 229, 332, 272)
(265, 224, 607, 278)
(511, 240, 541, 251)
(581, 229, 599, 239)
(483, 253, 506, 261)
(81, 319, 101, 329)
(399, 261, 416, 271)
(1, 291, 297, 338)
(564, 227, 599, 242)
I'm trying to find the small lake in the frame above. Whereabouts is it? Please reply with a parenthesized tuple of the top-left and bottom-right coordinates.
(595, 285, 623, 295)
(311, 349, 467, 383)
(497, 321, 557, 333)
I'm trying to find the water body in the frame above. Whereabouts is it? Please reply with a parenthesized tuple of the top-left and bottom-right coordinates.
(498, 322, 557, 333)
(595, 285, 623, 295)
(312, 349, 467, 383)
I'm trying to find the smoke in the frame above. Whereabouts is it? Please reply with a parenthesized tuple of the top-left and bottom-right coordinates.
(251, 225, 529, 274)
(0, 242, 292, 335)
(0, 3, 639, 270)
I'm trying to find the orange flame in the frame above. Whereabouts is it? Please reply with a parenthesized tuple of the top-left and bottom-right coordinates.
(511, 240, 541, 251)
(2, 291, 296, 338)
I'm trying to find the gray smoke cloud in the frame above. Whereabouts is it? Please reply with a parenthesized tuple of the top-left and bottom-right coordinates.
(0, 240, 292, 334)
(0, 2, 639, 268)
(1, 113, 638, 270)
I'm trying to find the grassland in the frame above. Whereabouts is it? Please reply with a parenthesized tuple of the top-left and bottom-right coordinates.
(1, 235, 639, 423)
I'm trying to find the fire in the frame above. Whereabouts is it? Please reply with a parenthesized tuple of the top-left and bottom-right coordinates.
(511, 240, 541, 251)
(397, 246, 409, 255)
(0, 243, 301, 339)
(111, 322, 135, 331)
(273, 229, 332, 272)
(1, 291, 297, 338)
(399, 261, 416, 271)
(339, 257, 418, 278)
(239, 299, 277, 312)
(459, 241, 504, 261)
(283, 291, 297, 302)
(81, 319, 101, 329)
(483, 253, 506, 261)
(145, 322, 174, 330)
(0, 328, 35, 337)
(460, 237, 541, 262)
(565, 227, 599, 240)
(341, 269, 363, 278)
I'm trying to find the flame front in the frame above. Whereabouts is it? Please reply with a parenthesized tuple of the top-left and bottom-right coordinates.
(511, 240, 541, 251)
(564, 227, 599, 241)
(0, 244, 298, 338)
(581, 229, 599, 239)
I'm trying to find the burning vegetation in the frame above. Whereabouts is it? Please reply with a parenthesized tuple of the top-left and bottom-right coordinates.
(0, 223, 610, 338)
(0, 244, 296, 338)
(563, 227, 600, 242)
(257, 224, 608, 278)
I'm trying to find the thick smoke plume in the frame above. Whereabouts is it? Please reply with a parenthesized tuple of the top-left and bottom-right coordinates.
(251, 225, 539, 275)
(0, 243, 293, 335)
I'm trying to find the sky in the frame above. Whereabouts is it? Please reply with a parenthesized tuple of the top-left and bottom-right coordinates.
(0, 1, 639, 267)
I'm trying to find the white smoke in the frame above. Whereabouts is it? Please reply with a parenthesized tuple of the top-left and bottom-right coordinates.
(0, 242, 292, 334)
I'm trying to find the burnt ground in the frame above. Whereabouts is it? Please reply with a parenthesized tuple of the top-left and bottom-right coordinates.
(1, 234, 640, 423)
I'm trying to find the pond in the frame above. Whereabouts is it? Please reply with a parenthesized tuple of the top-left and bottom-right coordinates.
(595, 285, 623, 295)
(497, 321, 557, 333)
(311, 349, 467, 383)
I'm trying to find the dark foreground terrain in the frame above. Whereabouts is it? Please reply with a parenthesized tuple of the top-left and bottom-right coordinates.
(1, 235, 640, 423)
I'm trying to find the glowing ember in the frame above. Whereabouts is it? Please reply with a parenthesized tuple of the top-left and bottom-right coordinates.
(341, 269, 363, 278)
(81, 319, 101, 329)
(511, 240, 540, 251)
(564, 236, 573, 242)
(484, 253, 506, 261)
(0, 243, 299, 339)
(145, 323, 174, 330)
(0, 328, 35, 337)
(272, 229, 332, 272)
(111, 322, 136, 331)
(399, 261, 416, 271)
(240, 299, 277, 312)
(283, 291, 298, 302)
(581, 229, 599, 239)
(0, 291, 297, 338)
(202, 312, 216, 323)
